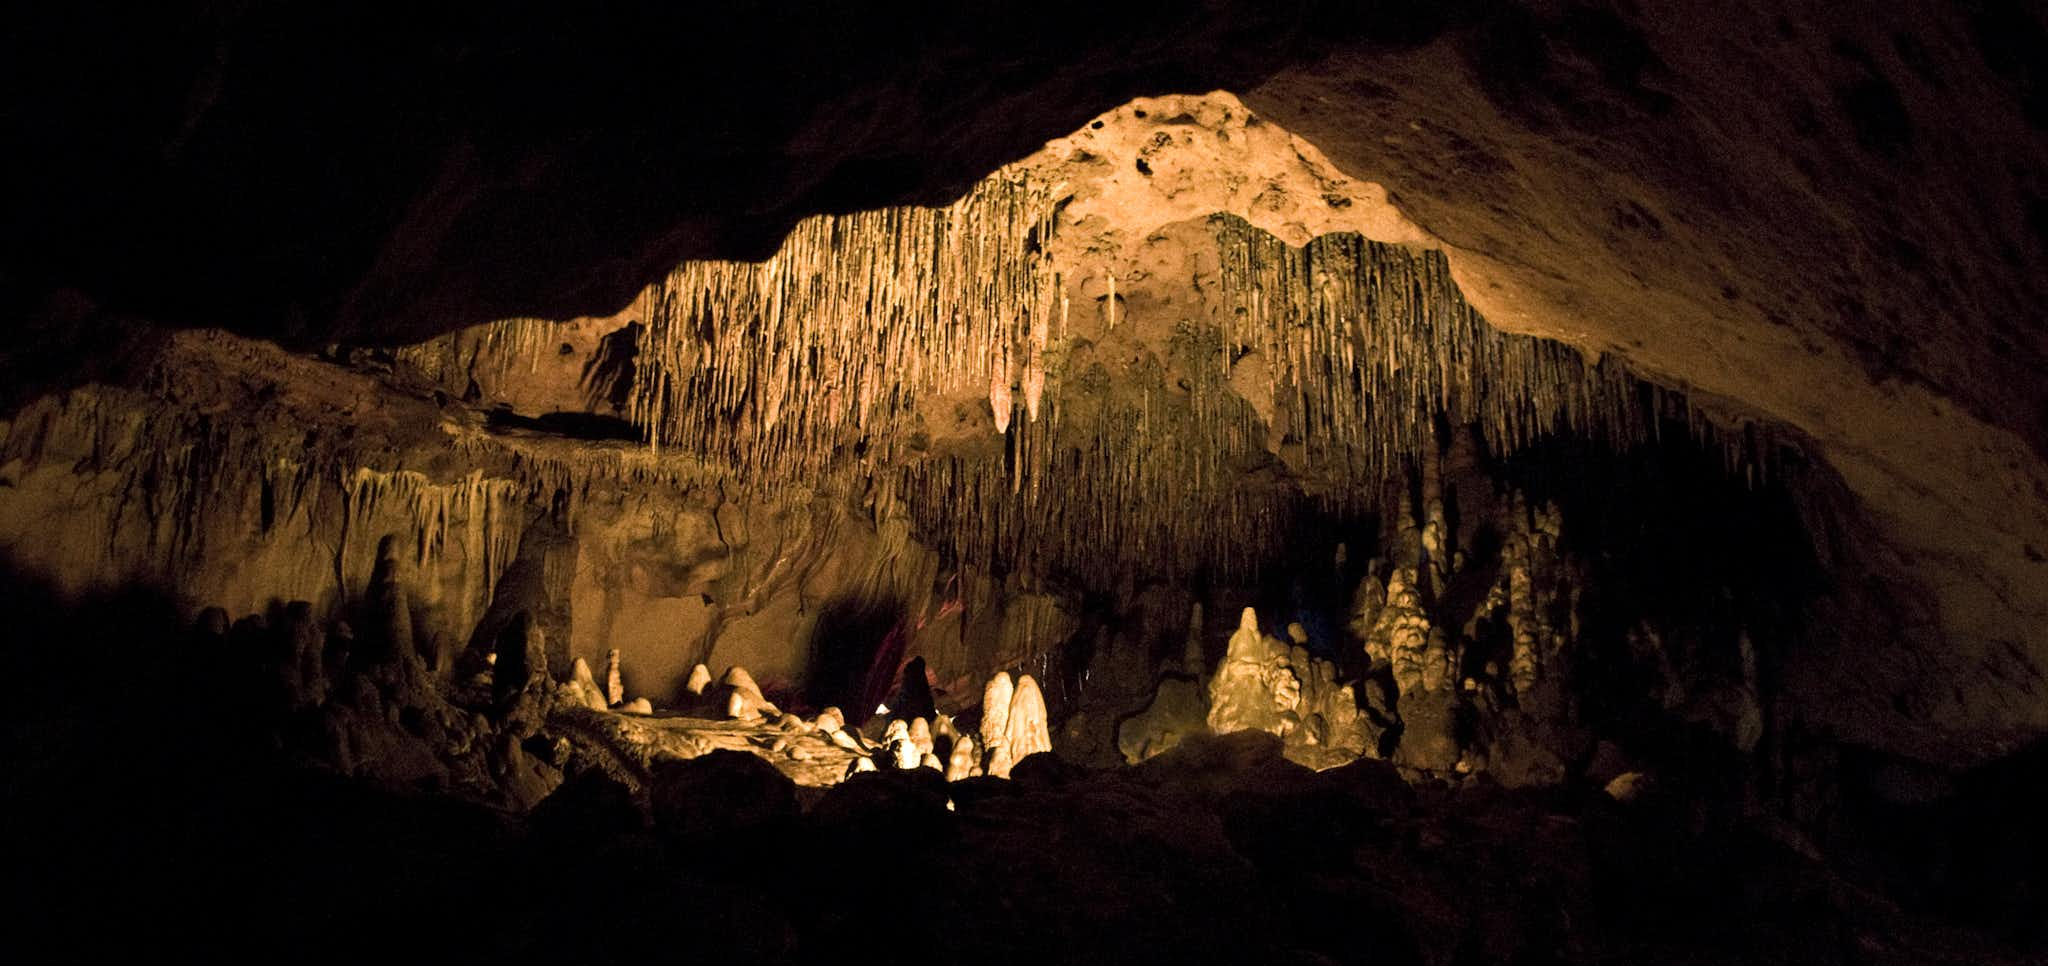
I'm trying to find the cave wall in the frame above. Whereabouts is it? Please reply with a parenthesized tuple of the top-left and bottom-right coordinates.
(0, 330, 1078, 707)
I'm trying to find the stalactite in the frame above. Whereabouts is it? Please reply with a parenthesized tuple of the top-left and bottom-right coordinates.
(342, 468, 522, 638)
(1211, 215, 1767, 496)
(626, 173, 1059, 484)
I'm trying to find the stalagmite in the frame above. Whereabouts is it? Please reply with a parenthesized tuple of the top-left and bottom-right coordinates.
(620, 698, 653, 715)
(828, 728, 866, 754)
(281, 601, 327, 708)
(1006, 675, 1052, 760)
(567, 658, 608, 712)
(908, 717, 934, 757)
(604, 649, 623, 707)
(815, 707, 846, 734)
(721, 665, 778, 717)
(987, 743, 1016, 780)
(686, 664, 713, 696)
(1375, 569, 1433, 698)
(892, 738, 922, 771)
(980, 671, 1014, 763)
(920, 752, 943, 771)
(945, 735, 978, 782)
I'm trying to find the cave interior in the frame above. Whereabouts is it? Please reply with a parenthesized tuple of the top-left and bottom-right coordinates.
(3, 3, 2046, 963)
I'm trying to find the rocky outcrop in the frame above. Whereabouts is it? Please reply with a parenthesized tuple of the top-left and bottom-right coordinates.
(1204, 607, 1367, 770)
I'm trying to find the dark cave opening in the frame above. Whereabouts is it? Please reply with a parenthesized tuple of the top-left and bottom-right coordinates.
(802, 593, 912, 714)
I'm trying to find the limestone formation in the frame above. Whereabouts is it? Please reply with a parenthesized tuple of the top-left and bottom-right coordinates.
(815, 707, 846, 734)
(945, 735, 979, 782)
(891, 739, 921, 771)
(280, 601, 328, 708)
(566, 657, 609, 712)
(721, 666, 777, 714)
(1116, 676, 1208, 764)
(1204, 606, 1367, 769)
(604, 648, 624, 707)
(1006, 675, 1053, 761)
(619, 698, 653, 715)
(980, 671, 1014, 762)
(908, 717, 934, 757)
(987, 743, 1016, 780)
(493, 612, 548, 713)
(1347, 561, 1386, 660)
(1206, 608, 1293, 737)
(827, 728, 866, 755)
(685, 663, 713, 696)
(1374, 569, 1436, 698)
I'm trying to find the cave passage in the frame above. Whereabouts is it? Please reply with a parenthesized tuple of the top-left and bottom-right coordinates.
(3, 43, 2044, 964)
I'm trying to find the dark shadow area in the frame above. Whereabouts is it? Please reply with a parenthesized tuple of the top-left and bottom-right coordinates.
(485, 406, 644, 442)
(799, 593, 907, 712)
(579, 318, 640, 415)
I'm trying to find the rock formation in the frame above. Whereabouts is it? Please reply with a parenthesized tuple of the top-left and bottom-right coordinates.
(1203, 607, 1366, 770)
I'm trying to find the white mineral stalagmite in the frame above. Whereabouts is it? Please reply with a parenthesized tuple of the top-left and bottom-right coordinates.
(987, 743, 1016, 780)
(685, 663, 713, 696)
(1006, 674, 1052, 761)
(815, 706, 845, 734)
(604, 648, 624, 707)
(980, 671, 1014, 765)
(721, 665, 778, 716)
(621, 698, 653, 715)
(945, 735, 978, 782)
(568, 658, 608, 711)
(908, 717, 934, 757)
(892, 738, 922, 771)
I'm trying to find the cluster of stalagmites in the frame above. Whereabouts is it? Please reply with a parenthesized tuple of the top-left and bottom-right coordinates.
(732, 668, 1054, 783)
(201, 536, 567, 809)
(1113, 434, 1611, 783)
(1201, 608, 1369, 770)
